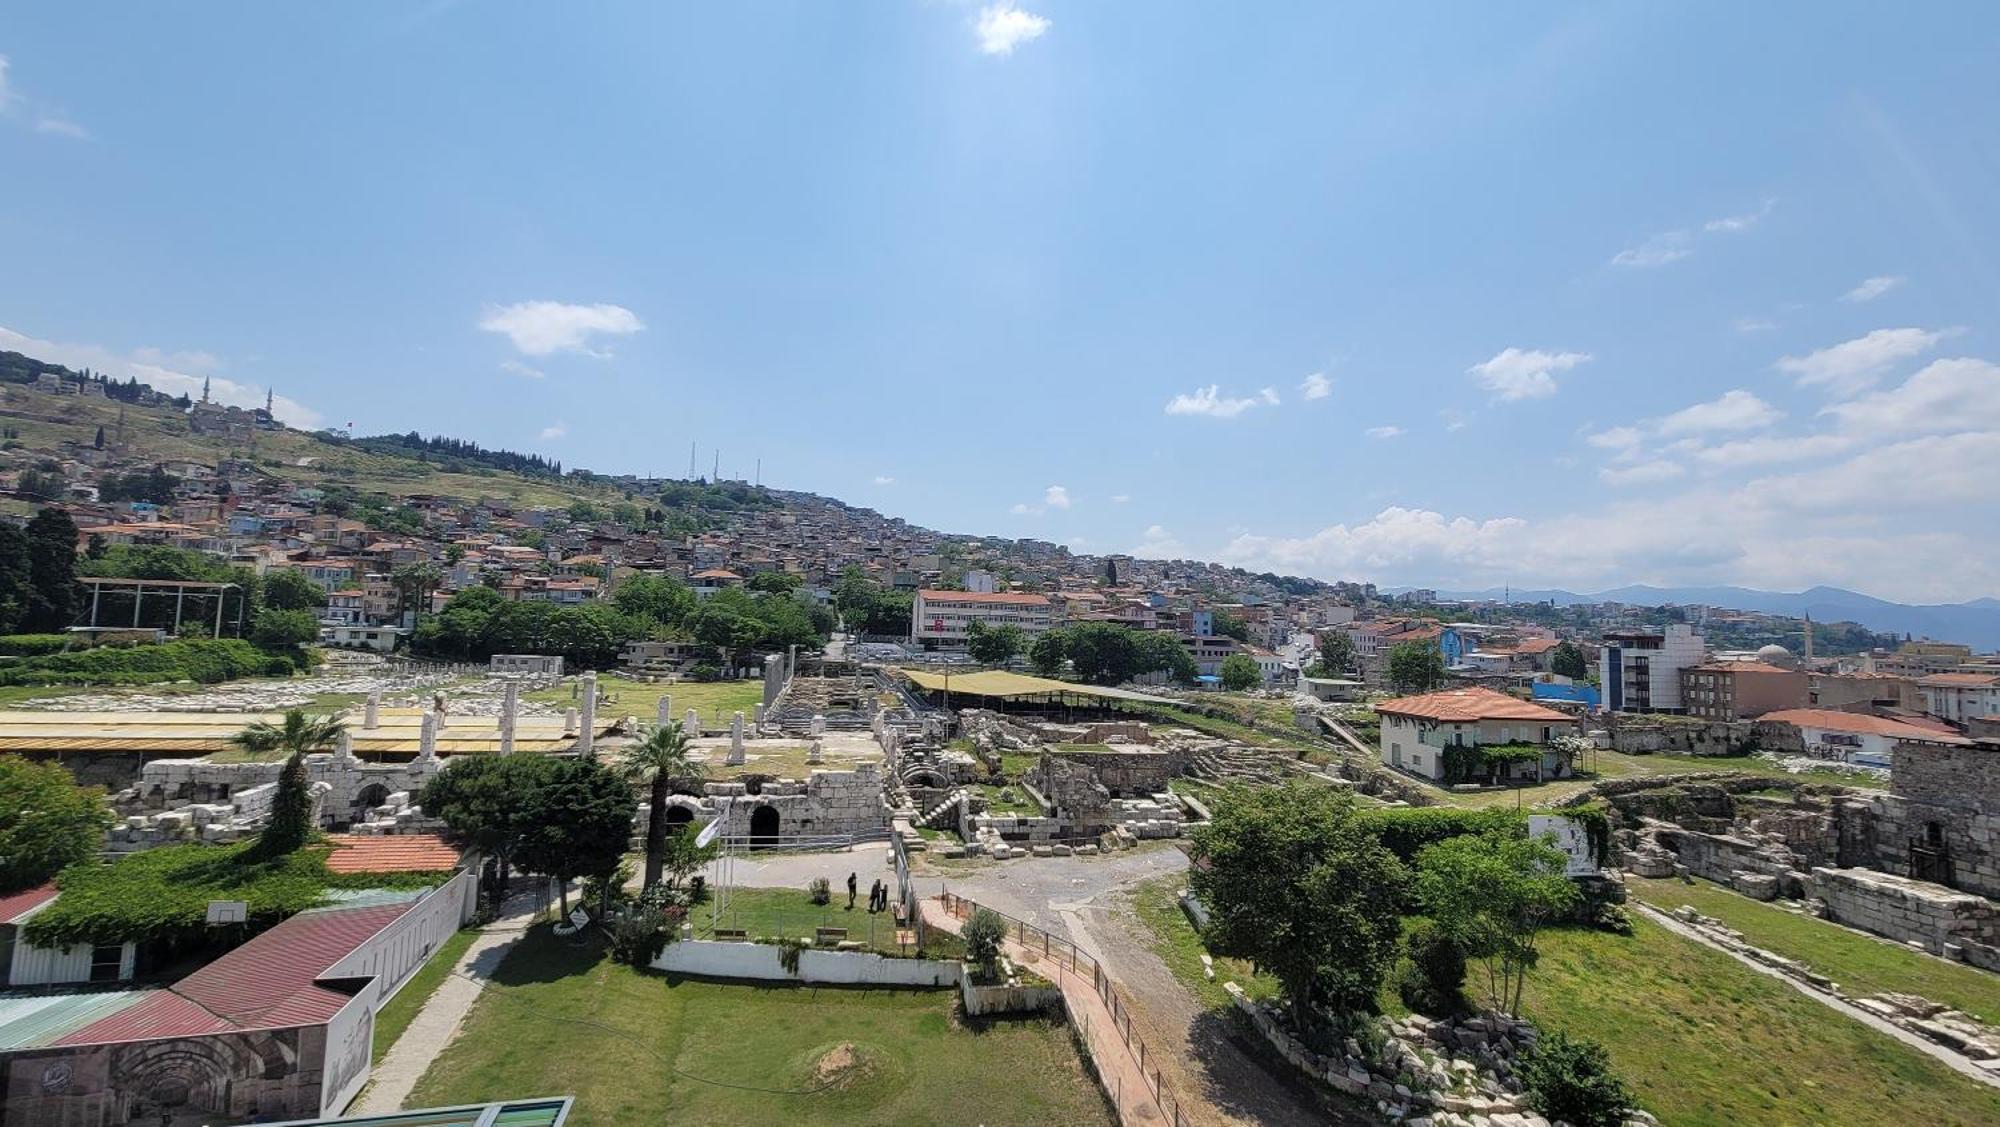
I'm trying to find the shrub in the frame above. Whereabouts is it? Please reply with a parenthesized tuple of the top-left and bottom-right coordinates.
(0, 633, 73, 657)
(1397, 917, 1469, 1016)
(963, 907, 1008, 977)
(606, 907, 672, 967)
(688, 662, 722, 682)
(1519, 1028, 1635, 1127)
(0, 638, 284, 688)
(1356, 805, 1523, 863)
(807, 876, 831, 905)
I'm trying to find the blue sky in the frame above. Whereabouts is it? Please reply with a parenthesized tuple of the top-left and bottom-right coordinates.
(3, 3, 1998, 602)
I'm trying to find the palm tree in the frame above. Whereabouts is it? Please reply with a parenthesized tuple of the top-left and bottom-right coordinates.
(620, 722, 699, 890)
(232, 709, 345, 854)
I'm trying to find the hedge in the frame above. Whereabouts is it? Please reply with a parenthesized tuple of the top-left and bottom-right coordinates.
(0, 639, 294, 687)
(0, 634, 75, 657)
(1357, 802, 1613, 867)
(23, 839, 451, 951)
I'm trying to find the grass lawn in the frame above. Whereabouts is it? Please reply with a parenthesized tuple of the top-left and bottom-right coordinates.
(371, 927, 481, 1065)
(407, 927, 1110, 1127)
(692, 886, 962, 959)
(528, 676, 764, 731)
(995, 750, 1042, 779)
(1521, 917, 2000, 1126)
(1627, 875, 2000, 1025)
(1126, 875, 1279, 1010)
(972, 782, 1044, 816)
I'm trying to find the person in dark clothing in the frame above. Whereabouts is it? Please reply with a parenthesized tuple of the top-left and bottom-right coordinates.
(846, 871, 858, 909)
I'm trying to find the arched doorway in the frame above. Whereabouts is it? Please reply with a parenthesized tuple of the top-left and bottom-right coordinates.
(749, 805, 780, 849)
(353, 782, 391, 817)
(664, 806, 694, 829)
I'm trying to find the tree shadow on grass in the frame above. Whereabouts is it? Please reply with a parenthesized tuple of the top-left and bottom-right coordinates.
(1185, 1007, 1376, 1127)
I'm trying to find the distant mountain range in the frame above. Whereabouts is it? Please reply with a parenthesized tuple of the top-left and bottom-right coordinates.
(1422, 584, 2000, 652)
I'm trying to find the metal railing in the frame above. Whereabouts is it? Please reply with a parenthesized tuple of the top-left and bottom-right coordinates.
(937, 891, 1187, 1127)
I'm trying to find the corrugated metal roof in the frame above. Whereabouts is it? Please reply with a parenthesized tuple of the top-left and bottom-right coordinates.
(895, 668, 1175, 704)
(171, 901, 414, 1027)
(0, 990, 154, 1050)
(56, 991, 233, 1046)
(0, 883, 59, 925)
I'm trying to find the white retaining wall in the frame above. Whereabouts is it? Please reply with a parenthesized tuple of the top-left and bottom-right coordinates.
(651, 939, 961, 986)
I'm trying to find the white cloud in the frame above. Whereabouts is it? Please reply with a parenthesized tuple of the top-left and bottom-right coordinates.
(1009, 502, 1037, 516)
(1734, 317, 1778, 333)
(976, 4, 1050, 55)
(1110, 494, 1131, 504)
(0, 56, 87, 140)
(1598, 460, 1686, 487)
(1044, 484, 1071, 509)
(0, 325, 321, 427)
(873, 475, 896, 486)
(1164, 384, 1271, 419)
(1685, 433, 1859, 470)
(1585, 425, 1643, 452)
(1134, 524, 1187, 559)
(1842, 275, 1906, 303)
(499, 359, 545, 380)
(1777, 327, 1943, 395)
(1822, 358, 2000, 435)
(1468, 348, 1591, 402)
(1364, 425, 1405, 440)
(33, 114, 86, 139)
(1656, 389, 1782, 436)
(1610, 231, 1691, 269)
(539, 421, 568, 440)
(1299, 372, 1332, 401)
(478, 300, 644, 357)
(1703, 198, 1778, 234)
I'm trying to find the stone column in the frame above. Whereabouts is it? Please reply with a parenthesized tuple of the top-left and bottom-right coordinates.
(578, 672, 598, 757)
(564, 707, 579, 735)
(763, 653, 785, 707)
(500, 682, 519, 756)
(684, 709, 700, 737)
(807, 739, 824, 765)
(727, 711, 746, 766)
(418, 713, 438, 761)
(811, 713, 826, 737)
(363, 691, 380, 730)
(335, 730, 354, 762)
(753, 702, 766, 730)
(657, 694, 672, 728)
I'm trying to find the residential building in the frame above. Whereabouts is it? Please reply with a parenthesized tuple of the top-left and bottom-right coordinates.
(1758, 708, 1971, 764)
(1376, 686, 1576, 782)
(1680, 660, 1809, 721)
(1868, 642, 1977, 680)
(910, 589, 1054, 650)
(1810, 672, 1921, 712)
(1599, 624, 1707, 713)
(1919, 673, 2000, 726)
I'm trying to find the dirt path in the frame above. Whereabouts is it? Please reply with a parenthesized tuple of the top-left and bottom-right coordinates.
(1076, 890, 1370, 1127)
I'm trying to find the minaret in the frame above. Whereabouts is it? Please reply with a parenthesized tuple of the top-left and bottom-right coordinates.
(265, 387, 273, 413)
(200, 376, 211, 403)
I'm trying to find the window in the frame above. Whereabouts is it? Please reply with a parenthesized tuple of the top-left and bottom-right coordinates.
(89, 944, 123, 983)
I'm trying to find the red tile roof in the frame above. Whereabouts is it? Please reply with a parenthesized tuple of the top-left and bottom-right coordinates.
(917, 589, 1051, 606)
(1758, 708, 1972, 744)
(323, 833, 462, 874)
(1376, 686, 1573, 724)
(1918, 673, 2000, 688)
(0, 883, 59, 925)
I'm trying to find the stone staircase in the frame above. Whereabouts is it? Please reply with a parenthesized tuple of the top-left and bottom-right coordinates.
(918, 789, 969, 830)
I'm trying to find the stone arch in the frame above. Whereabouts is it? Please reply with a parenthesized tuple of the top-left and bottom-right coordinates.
(749, 804, 781, 848)
(353, 781, 391, 815)
(664, 805, 694, 828)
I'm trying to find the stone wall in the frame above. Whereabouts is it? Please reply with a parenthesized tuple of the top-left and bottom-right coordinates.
(1893, 741, 2000, 816)
(1831, 791, 2000, 900)
(1809, 866, 2000, 967)
(1043, 745, 1178, 796)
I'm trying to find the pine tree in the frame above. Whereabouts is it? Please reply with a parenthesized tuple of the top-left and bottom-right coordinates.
(23, 508, 79, 632)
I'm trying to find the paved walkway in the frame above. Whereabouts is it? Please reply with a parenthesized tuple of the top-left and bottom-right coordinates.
(923, 896, 1173, 1126)
(349, 890, 544, 1115)
(1635, 902, 2000, 1089)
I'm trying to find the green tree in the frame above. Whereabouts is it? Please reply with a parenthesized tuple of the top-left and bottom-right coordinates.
(251, 607, 320, 647)
(1310, 629, 1356, 677)
(1028, 629, 1068, 677)
(261, 568, 325, 612)
(620, 723, 700, 890)
(614, 574, 697, 626)
(230, 710, 345, 855)
(1518, 1029, 1635, 1127)
(1219, 652, 1261, 691)
(966, 620, 1026, 666)
(1190, 783, 1408, 1038)
(657, 821, 719, 891)
(1388, 640, 1448, 694)
(1133, 630, 1197, 684)
(1063, 622, 1142, 685)
(23, 507, 79, 632)
(1414, 829, 1579, 1014)
(1550, 640, 1589, 681)
(422, 754, 558, 894)
(963, 907, 1008, 978)
(746, 570, 802, 595)
(391, 563, 444, 619)
(1210, 609, 1250, 642)
(0, 755, 113, 892)
(0, 523, 31, 634)
(515, 758, 636, 918)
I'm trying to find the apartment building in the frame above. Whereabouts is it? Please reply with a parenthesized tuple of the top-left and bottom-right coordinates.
(910, 589, 1054, 650)
(1680, 660, 1808, 721)
(1599, 624, 1707, 714)
(1919, 673, 2000, 725)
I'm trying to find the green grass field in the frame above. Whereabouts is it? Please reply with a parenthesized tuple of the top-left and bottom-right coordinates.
(1127, 876, 1278, 1010)
(1520, 917, 2000, 1126)
(1628, 875, 2000, 1025)
(406, 927, 1111, 1127)
(371, 928, 482, 1065)
(527, 676, 763, 731)
(691, 886, 961, 959)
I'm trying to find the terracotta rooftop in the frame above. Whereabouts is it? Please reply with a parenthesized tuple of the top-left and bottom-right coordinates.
(1917, 673, 2000, 687)
(0, 883, 59, 925)
(1376, 686, 1573, 724)
(1758, 708, 1971, 744)
(323, 833, 462, 874)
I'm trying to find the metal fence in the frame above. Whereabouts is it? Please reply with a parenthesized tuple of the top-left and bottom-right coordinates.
(938, 891, 1188, 1127)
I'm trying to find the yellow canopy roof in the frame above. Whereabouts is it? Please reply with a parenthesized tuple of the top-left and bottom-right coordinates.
(893, 668, 1174, 705)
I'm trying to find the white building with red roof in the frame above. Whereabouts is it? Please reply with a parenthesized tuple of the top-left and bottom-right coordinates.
(1375, 686, 1578, 782)
(1918, 673, 2000, 726)
(1758, 707, 1971, 764)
